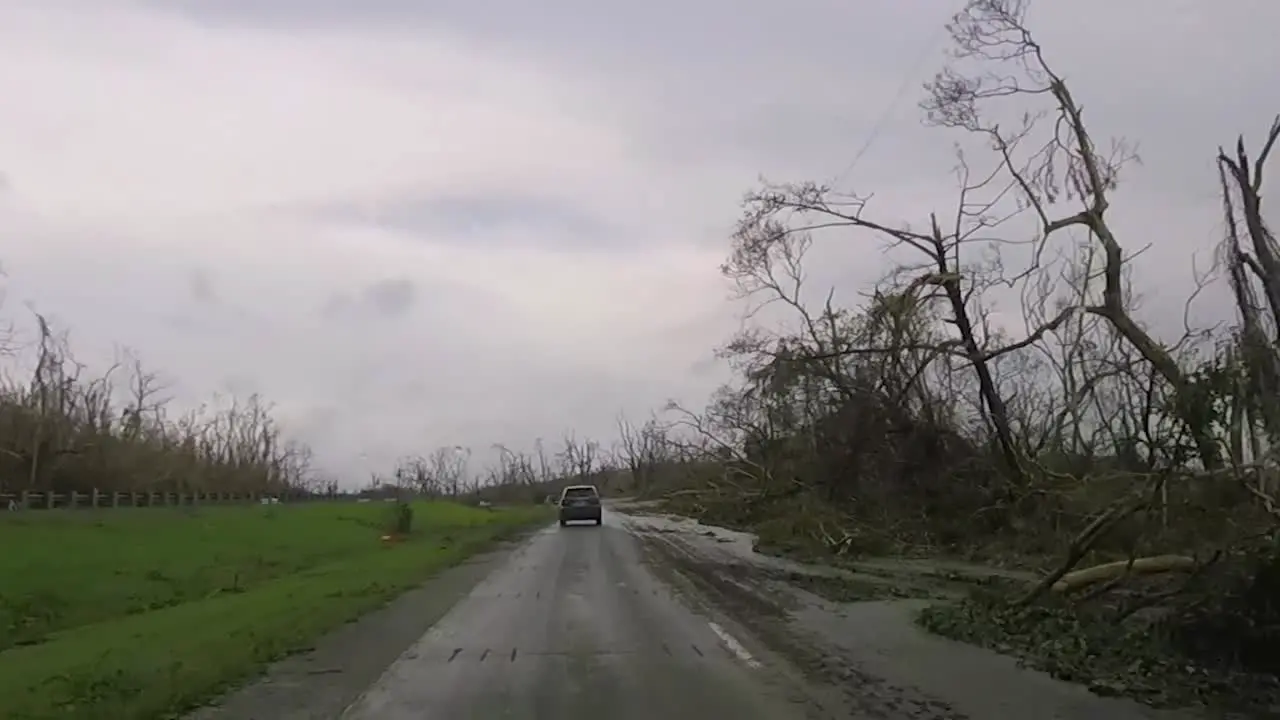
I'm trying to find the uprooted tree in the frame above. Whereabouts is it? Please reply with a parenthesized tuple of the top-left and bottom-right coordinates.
(653, 0, 1280, 695)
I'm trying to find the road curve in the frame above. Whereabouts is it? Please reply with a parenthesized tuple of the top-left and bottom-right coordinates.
(340, 511, 820, 720)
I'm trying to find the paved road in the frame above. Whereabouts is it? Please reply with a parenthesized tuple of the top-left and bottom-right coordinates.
(195, 506, 1196, 720)
(341, 511, 824, 720)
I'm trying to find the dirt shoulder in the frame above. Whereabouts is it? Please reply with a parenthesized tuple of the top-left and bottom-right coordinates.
(619, 509, 1197, 720)
(184, 533, 534, 720)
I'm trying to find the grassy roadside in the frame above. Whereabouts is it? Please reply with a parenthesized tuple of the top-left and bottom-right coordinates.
(0, 501, 550, 720)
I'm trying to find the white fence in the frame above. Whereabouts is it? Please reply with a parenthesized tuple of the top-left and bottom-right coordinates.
(0, 489, 332, 511)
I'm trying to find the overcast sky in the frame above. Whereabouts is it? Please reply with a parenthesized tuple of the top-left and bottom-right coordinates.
(1, 0, 1276, 483)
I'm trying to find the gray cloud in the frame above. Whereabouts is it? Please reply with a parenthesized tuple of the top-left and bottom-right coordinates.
(320, 279, 416, 321)
(319, 276, 516, 328)
(188, 267, 217, 304)
(361, 277, 415, 318)
(311, 192, 624, 252)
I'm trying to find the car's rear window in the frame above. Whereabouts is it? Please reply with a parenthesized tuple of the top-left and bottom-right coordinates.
(562, 487, 598, 500)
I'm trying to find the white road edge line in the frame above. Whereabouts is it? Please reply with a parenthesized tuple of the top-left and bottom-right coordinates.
(707, 621, 762, 669)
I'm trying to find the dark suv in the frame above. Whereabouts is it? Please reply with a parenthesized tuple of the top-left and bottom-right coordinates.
(558, 484, 602, 526)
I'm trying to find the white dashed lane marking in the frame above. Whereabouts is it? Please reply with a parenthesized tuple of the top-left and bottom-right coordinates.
(707, 621, 762, 669)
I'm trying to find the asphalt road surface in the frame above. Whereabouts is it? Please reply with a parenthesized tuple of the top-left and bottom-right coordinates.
(194, 505, 1193, 720)
(340, 511, 827, 720)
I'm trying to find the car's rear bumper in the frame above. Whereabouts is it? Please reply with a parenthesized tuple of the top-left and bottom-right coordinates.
(559, 505, 602, 522)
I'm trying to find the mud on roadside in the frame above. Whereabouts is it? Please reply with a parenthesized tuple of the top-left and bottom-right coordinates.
(628, 513, 1200, 720)
(615, 505, 1031, 601)
(637, 530, 965, 720)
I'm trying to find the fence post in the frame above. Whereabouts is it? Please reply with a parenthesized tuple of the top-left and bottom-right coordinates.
(68, 491, 78, 509)
(91, 489, 101, 508)
(111, 492, 120, 508)
(147, 492, 157, 506)
(19, 491, 29, 510)
(45, 492, 54, 509)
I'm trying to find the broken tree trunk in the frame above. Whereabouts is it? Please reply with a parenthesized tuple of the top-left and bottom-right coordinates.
(1051, 554, 1197, 593)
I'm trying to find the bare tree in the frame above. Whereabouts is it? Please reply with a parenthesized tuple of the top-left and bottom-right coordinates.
(922, 0, 1218, 469)
(615, 413, 670, 492)
(558, 432, 600, 485)
(1217, 116, 1280, 504)
(0, 311, 312, 497)
(429, 445, 471, 497)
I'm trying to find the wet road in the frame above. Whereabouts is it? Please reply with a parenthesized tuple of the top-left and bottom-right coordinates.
(194, 505, 1199, 720)
(341, 511, 820, 720)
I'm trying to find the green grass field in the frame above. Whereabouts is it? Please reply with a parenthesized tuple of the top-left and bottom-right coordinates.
(0, 500, 550, 720)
